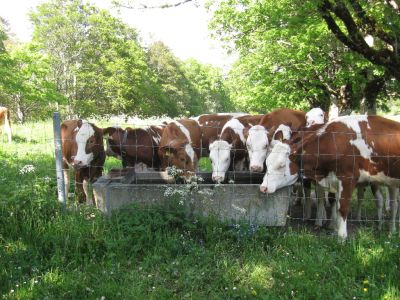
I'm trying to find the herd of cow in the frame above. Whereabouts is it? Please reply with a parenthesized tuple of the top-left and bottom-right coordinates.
(1, 105, 400, 239)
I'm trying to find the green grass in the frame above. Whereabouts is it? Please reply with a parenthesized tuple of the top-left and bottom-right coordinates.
(0, 120, 400, 299)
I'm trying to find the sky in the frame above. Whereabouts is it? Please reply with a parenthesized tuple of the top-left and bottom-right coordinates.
(0, 0, 235, 70)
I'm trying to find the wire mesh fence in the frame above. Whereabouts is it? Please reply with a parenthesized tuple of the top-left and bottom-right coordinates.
(0, 112, 399, 235)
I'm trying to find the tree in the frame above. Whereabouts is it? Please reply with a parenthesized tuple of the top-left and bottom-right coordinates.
(210, 0, 392, 114)
(30, 0, 168, 118)
(8, 43, 65, 122)
(147, 41, 201, 116)
(112, 0, 197, 9)
(0, 18, 14, 104)
(181, 58, 233, 113)
(318, 0, 400, 81)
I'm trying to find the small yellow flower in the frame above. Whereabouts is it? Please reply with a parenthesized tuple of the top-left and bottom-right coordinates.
(363, 279, 369, 285)
(363, 288, 368, 292)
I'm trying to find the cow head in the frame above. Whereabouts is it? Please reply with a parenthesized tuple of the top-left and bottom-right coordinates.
(246, 125, 269, 173)
(306, 108, 326, 128)
(260, 141, 298, 193)
(270, 123, 292, 148)
(103, 126, 126, 159)
(72, 120, 104, 168)
(209, 140, 232, 182)
(158, 139, 198, 176)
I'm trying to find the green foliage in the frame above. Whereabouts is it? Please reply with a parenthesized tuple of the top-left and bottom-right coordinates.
(26, 0, 232, 119)
(7, 44, 65, 122)
(182, 58, 233, 113)
(146, 42, 233, 117)
(210, 0, 392, 113)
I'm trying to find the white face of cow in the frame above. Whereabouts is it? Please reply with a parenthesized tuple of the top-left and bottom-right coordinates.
(73, 121, 95, 167)
(246, 125, 269, 173)
(260, 141, 298, 193)
(306, 108, 325, 127)
(209, 140, 232, 182)
(272, 124, 292, 142)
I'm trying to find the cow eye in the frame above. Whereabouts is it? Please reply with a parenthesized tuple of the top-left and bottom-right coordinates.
(89, 139, 95, 144)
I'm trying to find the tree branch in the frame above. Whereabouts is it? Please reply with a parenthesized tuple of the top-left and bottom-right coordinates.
(318, 0, 400, 80)
(349, 0, 395, 46)
(386, 0, 400, 15)
(114, 0, 195, 10)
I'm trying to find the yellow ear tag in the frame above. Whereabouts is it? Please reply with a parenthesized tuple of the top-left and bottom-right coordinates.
(165, 150, 171, 157)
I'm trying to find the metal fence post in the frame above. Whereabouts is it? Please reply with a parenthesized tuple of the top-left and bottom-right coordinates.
(53, 112, 66, 209)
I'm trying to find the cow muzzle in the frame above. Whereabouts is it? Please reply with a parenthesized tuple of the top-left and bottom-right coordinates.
(250, 165, 263, 173)
(212, 175, 225, 183)
(72, 160, 87, 169)
(259, 185, 268, 193)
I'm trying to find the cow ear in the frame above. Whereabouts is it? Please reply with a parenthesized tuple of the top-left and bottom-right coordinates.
(267, 125, 276, 142)
(274, 131, 284, 142)
(103, 127, 117, 138)
(243, 127, 250, 139)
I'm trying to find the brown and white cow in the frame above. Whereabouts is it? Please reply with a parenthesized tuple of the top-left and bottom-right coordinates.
(61, 119, 105, 204)
(192, 113, 245, 157)
(158, 119, 201, 177)
(246, 108, 307, 173)
(260, 115, 400, 239)
(209, 114, 263, 182)
(104, 125, 164, 170)
(0, 106, 12, 143)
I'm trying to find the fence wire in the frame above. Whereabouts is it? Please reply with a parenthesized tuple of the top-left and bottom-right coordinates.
(1, 115, 400, 234)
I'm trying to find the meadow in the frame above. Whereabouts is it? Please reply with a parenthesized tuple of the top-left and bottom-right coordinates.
(0, 120, 399, 299)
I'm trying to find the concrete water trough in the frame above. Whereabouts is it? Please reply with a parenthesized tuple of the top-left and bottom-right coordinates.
(93, 169, 291, 226)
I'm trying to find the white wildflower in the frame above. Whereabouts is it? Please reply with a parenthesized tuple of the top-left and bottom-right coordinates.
(19, 164, 35, 175)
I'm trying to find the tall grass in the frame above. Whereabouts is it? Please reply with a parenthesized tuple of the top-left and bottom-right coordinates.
(0, 119, 399, 299)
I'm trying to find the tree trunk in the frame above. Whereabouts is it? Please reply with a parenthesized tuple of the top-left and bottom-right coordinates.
(16, 102, 25, 124)
(338, 84, 355, 115)
(360, 76, 385, 115)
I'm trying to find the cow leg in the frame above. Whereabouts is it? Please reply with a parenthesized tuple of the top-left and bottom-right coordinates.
(303, 182, 312, 220)
(291, 183, 303, 206)
(4, 121, 12, 143)
(314, 184, 327, 227)
(356, 184, 366, 221)
(389, 187, 399, 234)
(63, 162, 71, 198)
(74, 172, 86, 204)
(83, 179, 94, 206)
(336, 180, 356, 240)
(327, 192, 336, 230)
(383, 186, 391, 213)
(370, 183, 384, 230)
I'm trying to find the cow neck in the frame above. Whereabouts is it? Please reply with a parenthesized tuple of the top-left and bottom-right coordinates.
(120, 129, 129, 161)
(292, 123, 326, 183)
(89, 149, 106, 179)
(220, 127, 236, 146)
